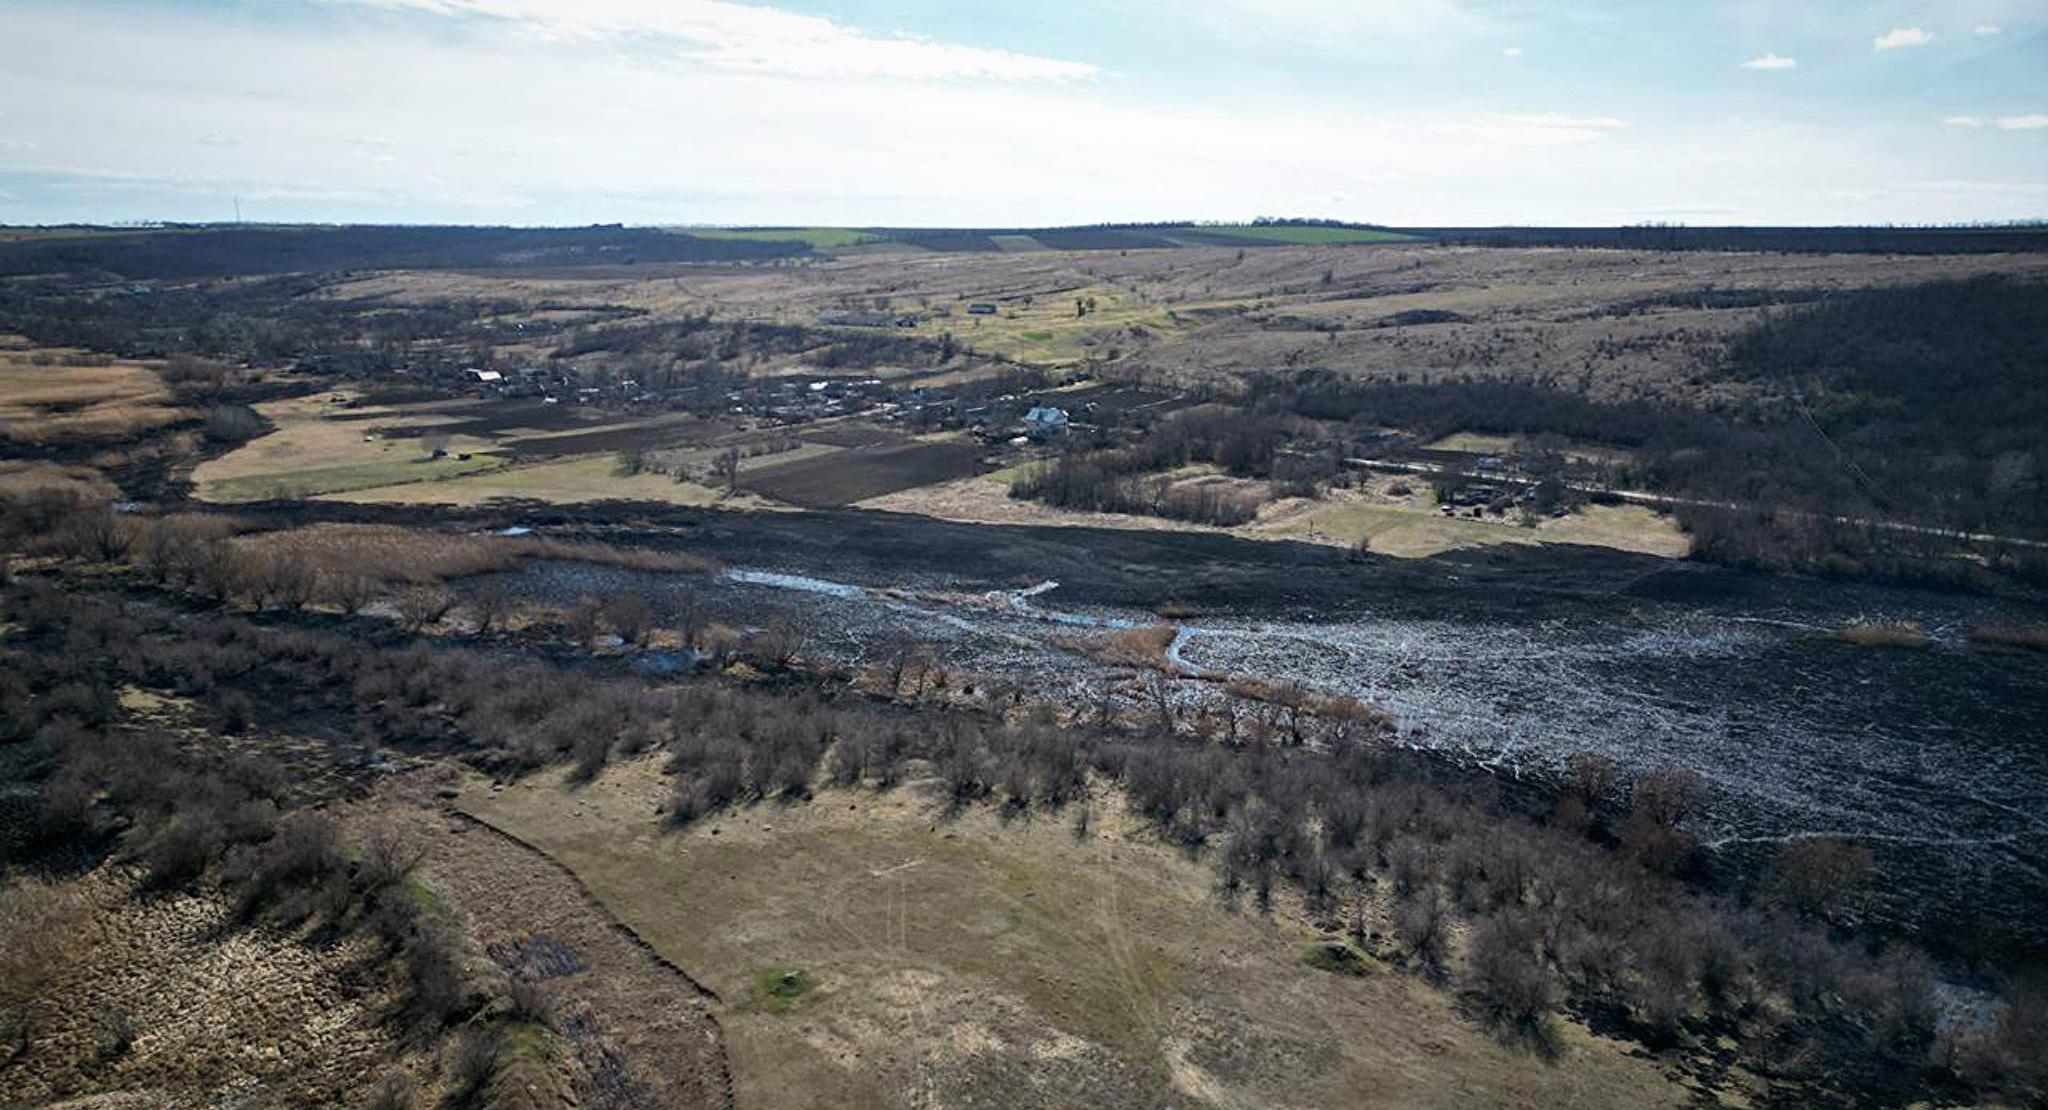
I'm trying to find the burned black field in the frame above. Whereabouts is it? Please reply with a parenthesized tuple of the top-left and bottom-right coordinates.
(423, 502, 2048, 953)
(737, 440, 986, 506)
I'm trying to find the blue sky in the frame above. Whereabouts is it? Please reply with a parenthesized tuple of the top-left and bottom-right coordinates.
(1, 0, 2043, 226)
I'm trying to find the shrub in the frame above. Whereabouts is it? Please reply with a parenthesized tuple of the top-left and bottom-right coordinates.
(444, 1025, 504, 1107)
(397, 586, 454, 631)
(228, 812, 345, 920)
(366, 1072, 418, 1110)
(1304, 939, 1374, 977)
(405, 920, 472, 1025)
(600, 592, 654, 645)
(505, 978, 555, 1027)
(1466, 912, 1559, 1041)
(471, 581, 514, 634)
(139, 814, 226, 888)
(1767, 837, 1874, 917)
(201, 404, 265, 444)
(1396, 889, 1450, 972)
(1839, 620, 1930, 649)
(1968, 624, 2048, 653)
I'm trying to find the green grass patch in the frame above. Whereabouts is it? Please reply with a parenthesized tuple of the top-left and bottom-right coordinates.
(399, 873, 456, 923)
(1303, 940, 1375, 977)
(1020, 330, 1055, 343)
(691, 228, 881, 251)
(749, 968, 815, 1013)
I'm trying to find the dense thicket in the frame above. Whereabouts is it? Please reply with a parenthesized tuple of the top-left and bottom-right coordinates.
(1011, 407, 1334, 525)
(1252, 275, 2048, 584)
(0, 226, 805, 280)
(1720, 276, 2047, 528)
(1422, 225, 2048, 254)
(0, 274, 534, 372)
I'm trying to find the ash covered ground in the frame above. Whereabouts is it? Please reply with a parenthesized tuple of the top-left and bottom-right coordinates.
(472, 509, 2048, 946)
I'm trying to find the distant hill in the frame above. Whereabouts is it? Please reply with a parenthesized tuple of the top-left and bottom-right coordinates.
(6, 220, 2045, 279)
(0, 224, 807, 279)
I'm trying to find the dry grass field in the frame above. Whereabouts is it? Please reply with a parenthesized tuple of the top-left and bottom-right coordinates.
(191, 393, 503, 502)
(0, 460, 123, 501)
(193, 392, 744, 504)
(326, 245, 2048, 400)
(0, 344, 189, 445)
(2, 867, 412, 1108)
(464, 758, 1705, 1110)
(863, 470, 1692, 560)
(324, 454, 746, 509)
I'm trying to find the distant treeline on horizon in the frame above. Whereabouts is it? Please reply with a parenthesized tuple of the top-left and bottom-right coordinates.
(3, 219, 2046, 280)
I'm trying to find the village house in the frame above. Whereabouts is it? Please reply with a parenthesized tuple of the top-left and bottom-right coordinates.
(1023, 405, 1070, 440)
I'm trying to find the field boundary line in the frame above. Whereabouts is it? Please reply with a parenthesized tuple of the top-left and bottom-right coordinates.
(442, 805, 738, 1109)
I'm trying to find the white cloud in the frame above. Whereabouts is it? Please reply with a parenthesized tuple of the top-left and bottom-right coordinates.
(1438, 114, 1628, 147)
(1191, 0, 1480, 40)
(1944, 116, 1986, 128)
(325, 0, 1100, 81)
(1500, 114, 1628, 130)
(1996, 115, 2048, 130)
(1873, 27, 1933, 50)
(3, 0, 2040, 227)
(1501, 45, 1524, 58)
(1974, 23, 2002, 36)
(1740, 53, 1796, 70)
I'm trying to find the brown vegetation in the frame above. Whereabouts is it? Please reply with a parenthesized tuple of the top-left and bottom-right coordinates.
(1838, 619, 1932, 648)
(1058, 623, 1182, 673)
(1968, 623, 2048, 652)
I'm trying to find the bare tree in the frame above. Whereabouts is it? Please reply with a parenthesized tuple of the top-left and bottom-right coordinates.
(601, 592, 654, 645)
(673, 589, 705, 650)
(397, 586, 453, 632)
(711, 446, 741, 494)
(563, 596, 603, 645)
(471, 580, 513, 634)
(327, 573, 378, 615)
(267, 554, 318, 611)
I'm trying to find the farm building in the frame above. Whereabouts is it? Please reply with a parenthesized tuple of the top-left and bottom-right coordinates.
(463, 368, 504, 384)
(1024, 406, 1070, 439)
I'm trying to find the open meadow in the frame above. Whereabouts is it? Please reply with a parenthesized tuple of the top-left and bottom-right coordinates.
(465, 758, 1703, 1110)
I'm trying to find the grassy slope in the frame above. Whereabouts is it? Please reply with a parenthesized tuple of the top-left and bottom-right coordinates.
(863, 472, 1690, 560)
(465, 760, 1691, 1110)
(692, 228, 885, 250)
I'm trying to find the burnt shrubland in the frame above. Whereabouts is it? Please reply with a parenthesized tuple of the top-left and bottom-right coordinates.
(1, 490, 2043, 1105)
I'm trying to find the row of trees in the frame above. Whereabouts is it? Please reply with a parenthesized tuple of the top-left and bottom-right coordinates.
(1011, 407, 1340, 525)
